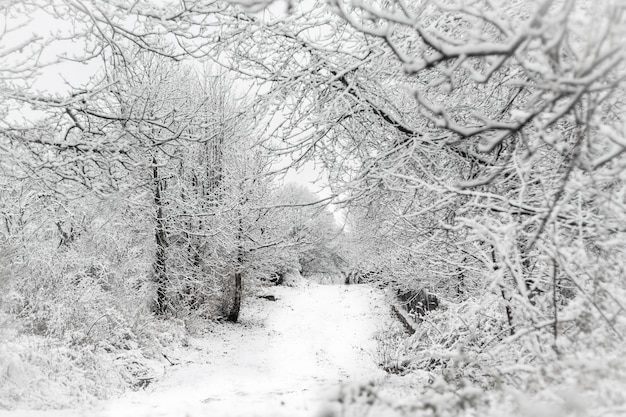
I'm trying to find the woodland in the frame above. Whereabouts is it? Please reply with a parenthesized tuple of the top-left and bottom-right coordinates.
(1, 0, 626, 416)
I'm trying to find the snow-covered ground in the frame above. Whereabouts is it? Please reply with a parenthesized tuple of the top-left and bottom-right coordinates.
(2, 282, 393, 417)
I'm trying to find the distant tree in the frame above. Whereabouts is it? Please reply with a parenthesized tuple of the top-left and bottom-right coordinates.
(267, 184, 346, 276)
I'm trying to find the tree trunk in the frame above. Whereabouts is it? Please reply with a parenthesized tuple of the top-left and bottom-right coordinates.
(152, 157, 169, 315)
(227, 215, 244, 322)
(227, 271, 242, 322)
(493, 250, 515, 335)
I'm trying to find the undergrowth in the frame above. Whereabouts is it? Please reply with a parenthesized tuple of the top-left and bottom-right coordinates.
(368, 294, 626, 417)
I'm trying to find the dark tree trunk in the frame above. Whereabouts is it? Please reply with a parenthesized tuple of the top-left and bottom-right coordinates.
(456, 263, 465, 297)
(206, 128, 224, 203)
(493, 250, 515, 335)
(500, 286, 515, 336)
(227, 215, 244, 322)
(227, 271, 242, 322)
(152, 157, 169, 315)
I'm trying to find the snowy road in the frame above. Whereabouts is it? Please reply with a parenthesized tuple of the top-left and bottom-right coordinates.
(8, 283, 391, 417)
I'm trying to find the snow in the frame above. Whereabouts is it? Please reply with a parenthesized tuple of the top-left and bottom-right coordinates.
(1, 283, 392, 417)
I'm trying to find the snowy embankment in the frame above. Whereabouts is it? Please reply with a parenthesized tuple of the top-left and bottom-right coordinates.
(3, 282, 394, 417)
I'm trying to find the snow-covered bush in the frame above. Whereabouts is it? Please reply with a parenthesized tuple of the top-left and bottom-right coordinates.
(0, 191, 192, 410)
(374, 327, 412, 375)
(368, 290, 626, 416)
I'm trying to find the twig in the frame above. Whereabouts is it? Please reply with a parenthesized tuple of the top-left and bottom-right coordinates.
(162, 353, 177, 366)
(390, 304, 416, 335)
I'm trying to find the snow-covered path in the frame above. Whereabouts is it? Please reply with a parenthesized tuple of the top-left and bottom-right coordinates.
(110, 283, 390, 417)
(8, 283, 391, 417)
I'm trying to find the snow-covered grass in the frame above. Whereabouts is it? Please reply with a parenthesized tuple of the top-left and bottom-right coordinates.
(0, 309, 188, 412)
(0, 282, 394, 417)
(0, 331, 127, 409)
(4, 279, 626, 417)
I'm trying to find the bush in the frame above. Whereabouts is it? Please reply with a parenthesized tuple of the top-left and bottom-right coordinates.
(0, 194, 190, 410)
(367, 291, 626, 416)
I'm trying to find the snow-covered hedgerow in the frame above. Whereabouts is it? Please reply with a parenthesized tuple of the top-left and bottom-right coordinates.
(0, 195, 191, 410)
(368, 293, 626, 417)
(0, 317, 189, 411)
(0, 334, 124, 409)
